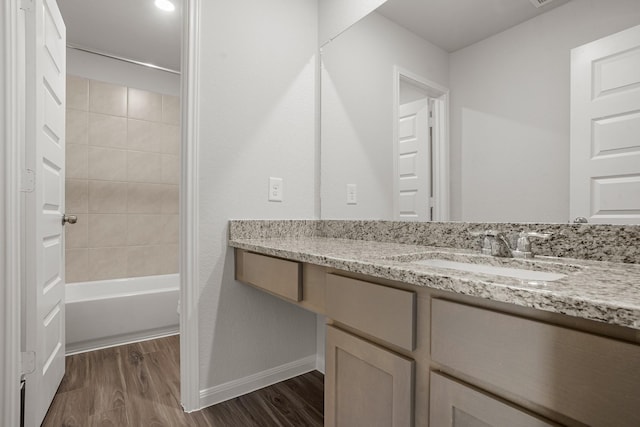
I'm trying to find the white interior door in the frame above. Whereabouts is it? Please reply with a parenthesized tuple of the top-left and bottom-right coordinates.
(24, 0, 66, 425)
(570, 24, 640, 224)
(396, 98, 430, 221)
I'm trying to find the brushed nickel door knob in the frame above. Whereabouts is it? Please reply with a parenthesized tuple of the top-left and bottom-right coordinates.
(62, 214, 77, 225)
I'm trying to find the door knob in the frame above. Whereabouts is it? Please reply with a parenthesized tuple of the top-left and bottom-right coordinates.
(62, 214, 77, 225)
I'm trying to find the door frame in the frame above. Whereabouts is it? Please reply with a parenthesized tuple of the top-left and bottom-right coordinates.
(179, 0, 201, 412)
(2, 1, 24, 425)
(1, 0, 203, 419)
(392, 66, 450, 221)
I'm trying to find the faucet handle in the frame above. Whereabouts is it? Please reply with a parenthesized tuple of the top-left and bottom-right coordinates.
(515, 232, 552, 258)
(470, 230, 498, 255)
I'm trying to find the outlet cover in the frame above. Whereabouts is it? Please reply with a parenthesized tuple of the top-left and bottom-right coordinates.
(269, 177, 283, 202)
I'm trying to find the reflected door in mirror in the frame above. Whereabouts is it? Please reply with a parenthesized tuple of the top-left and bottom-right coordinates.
(570, 24, 640, 224)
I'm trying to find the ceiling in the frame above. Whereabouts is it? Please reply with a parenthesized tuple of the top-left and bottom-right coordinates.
(377, 0, 572, 52)
(55, 0, 570, 71)
(56, 0, 182, 71)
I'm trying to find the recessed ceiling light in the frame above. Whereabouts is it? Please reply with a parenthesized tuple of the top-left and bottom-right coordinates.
(155, 0, 175, 12)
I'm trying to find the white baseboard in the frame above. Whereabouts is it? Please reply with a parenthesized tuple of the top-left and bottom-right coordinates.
(315, 354, 325, 374)
(65, 326, 179, 355)
(199, 355, 317, 409)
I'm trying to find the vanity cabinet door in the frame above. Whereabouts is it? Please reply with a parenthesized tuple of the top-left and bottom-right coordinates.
(431, 298, 640, 426)
(325, 325, 414, 427)
(430, 372, 557, 427)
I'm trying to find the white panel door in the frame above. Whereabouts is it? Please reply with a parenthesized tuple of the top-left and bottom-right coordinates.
(570, 24, 640, 224)
(24, 0, 66, 425)
(396, 99, 430, 221)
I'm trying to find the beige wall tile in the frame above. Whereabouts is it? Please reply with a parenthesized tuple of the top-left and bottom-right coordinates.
(66, 179, 88, 213)
(89, 80, 127, 117)
(67, 76, 89, 111)
(162, 95, 180, 125)
(88, 181, 127, 213)
(127, 119, 163, 152)
(127, 214, 164, 246)
(65, 248, 88, 283)
(66, 144, 88, 179)
(64, 214, 88, 249)
(160, 124, 180, 154)
(88, 247, 128, 281)
(161, 185, 179, 214)
(88, 214, 127, 247)
(66, 109, 88, 145)
(159, 244, 179, 274)
(88, 146, 127, 181)
(126, 215, 178, 246)
(160, 215, 179, 244)
(161, 154, 180, 184)
(127, 183, 166, 213)
(127, 151, 162, 183)
(66, 77, 181, 281)
(126, 245, 164, 277)
(128, 88, 162, 122)
(88, 113, 127, 148)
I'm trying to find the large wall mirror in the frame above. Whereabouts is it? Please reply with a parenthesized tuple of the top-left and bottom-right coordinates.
(320, 0, 640, 224)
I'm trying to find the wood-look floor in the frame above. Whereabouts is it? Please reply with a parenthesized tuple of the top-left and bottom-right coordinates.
(42, 335, 324, 426)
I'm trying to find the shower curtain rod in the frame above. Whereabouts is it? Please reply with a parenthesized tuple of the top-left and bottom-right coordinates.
(66, 43, 181, 75)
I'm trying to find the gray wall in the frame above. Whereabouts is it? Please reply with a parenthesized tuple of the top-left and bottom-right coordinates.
(321, 11, 449, 220)
(449, 0, 640, 222)
(197, 0, 319, 394)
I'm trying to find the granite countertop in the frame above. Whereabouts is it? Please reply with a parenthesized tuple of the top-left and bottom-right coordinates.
(229, 236, 640, 331)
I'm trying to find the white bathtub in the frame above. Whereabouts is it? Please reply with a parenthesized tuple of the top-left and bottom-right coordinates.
(65, 274, 180, 355)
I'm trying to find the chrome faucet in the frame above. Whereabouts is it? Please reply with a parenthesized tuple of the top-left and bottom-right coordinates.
(494, 232, 514, 257)
(471, 230, 552, 258)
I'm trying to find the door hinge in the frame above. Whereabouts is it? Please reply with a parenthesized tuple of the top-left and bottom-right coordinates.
(19, 0, 34, 11)
(21, 351, 35, 376)
(20, 169, 35, 193)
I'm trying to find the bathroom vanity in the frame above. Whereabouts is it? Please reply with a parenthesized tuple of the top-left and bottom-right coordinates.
(230, 220, 640, 427)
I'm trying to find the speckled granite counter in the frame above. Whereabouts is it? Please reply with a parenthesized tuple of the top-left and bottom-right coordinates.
(229, 220, 640, 331)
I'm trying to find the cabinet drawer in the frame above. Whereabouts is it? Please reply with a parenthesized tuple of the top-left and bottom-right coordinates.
(430, 372, 557, 427)
(431, 299, 640, 427)
(326, 274, 415, 351)
(236, 250, 301, 302)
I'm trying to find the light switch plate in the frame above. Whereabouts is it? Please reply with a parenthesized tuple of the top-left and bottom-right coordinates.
(347, 184, 357, 205)
(269, 177, 283, 202)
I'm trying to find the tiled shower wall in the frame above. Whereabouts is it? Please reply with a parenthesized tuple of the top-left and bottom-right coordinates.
(64, 75, 180, 283)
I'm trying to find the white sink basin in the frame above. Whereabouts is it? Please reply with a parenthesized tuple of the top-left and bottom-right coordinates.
(413, 259, 566, 282)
